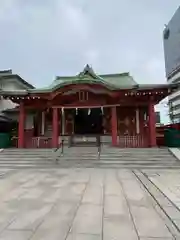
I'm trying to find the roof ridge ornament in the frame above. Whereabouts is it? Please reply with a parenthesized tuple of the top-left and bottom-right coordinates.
(78, 64, 98, 79)
(84, 64, 91, 72)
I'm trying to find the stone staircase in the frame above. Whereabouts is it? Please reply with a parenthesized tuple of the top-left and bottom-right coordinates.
(0, 147, 179, 169)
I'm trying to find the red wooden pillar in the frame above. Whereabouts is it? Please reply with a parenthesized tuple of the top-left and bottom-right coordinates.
(18, 102, 25, 148)
(111, 106, 118, 146)
(52, 108, 59, 148)
(148, 102, 156, 147)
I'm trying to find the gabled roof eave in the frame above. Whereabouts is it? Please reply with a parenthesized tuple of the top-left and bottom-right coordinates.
(0, 74, 35, 89)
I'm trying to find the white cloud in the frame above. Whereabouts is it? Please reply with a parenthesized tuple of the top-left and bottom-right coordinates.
(0, 0, 20, 22)
(0, 0, 179, 90)
(84, 49, 99, 66)
(0, 0, 179, 121)
(59, 2, 89, 37)
(146, 58, 164, 73)
(143, 57, 166, 83)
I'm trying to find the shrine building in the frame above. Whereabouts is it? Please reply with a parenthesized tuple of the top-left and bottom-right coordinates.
(1, 65, 176, 148)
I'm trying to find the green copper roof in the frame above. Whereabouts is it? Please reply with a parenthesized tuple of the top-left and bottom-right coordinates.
(29, 65, 138, 93)
(99, 73, 138, 88)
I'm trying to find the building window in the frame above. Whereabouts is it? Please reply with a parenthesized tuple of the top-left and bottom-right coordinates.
(0, 82, 3, 89)
(164, 28, 170, 40)
(78, 91, 89, 101)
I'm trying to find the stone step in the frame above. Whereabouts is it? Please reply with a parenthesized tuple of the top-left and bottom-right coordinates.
(49, 160, 179, 164)
(55, 154, 173, 158)
(0, 147, 178, 169)
(0, 164, 179, 169)
(0, 157, 177, 162)
(0, 158, 177, 163)
(0, 155, 172, 160)
(1, 151, 54, 154)
(62, 157, 177, 161)
(2, 154, 171, 158)
(0, 158, 176, 163)
(0, 154, 175, 158)
(56, 156, 176, 160)
(2, 147, 169, 152)
(0, 151, 173, 156)
(0, 160, 177, 164)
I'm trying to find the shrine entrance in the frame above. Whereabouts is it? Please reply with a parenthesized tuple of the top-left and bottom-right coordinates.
(74, 108, 103, 135)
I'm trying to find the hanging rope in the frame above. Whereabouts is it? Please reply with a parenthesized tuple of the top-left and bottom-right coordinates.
(101, 106, 104, 115)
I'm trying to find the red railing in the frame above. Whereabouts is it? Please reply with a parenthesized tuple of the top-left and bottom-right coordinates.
(119, 135, 148, 148)
(11, 137, 18, 148)
(12, 135, 148, 148)
(12, 137, 52, 148)
(26, 137, 52, 148)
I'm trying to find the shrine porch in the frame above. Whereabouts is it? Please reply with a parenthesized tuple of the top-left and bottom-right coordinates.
(10, 104, 155, 149)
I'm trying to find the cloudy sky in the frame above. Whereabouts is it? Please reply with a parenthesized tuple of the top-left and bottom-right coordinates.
(0, 0, 179, 122)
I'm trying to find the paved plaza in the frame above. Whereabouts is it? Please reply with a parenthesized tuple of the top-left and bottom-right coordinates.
(0, 169, 179, 239)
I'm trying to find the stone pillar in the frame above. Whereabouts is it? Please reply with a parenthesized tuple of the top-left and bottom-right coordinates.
(136, 108, 140, 134)
(111, 106, 118, 146)
(41, 111, 45, 135)
(62, 108, 65, 135)
(18, 102, 25, 148)
(148, 102, 156, 147)
(52, 108, 59, 148)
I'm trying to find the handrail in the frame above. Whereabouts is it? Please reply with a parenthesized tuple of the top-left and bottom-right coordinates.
(54, 138, 64, 162)
(61, 139, 64, 155)
(97, 135, 101, 159)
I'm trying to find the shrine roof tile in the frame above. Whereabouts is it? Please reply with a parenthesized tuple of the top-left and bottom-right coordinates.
(29, 65, 139, 93)
(0, 89, 28, 95)
(0, 65, 177, 96)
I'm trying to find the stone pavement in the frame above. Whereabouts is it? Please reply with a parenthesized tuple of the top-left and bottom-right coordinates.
(144, 170, 180, 205)
(0, 168, 178, 240)
(144, 169, 180, 215)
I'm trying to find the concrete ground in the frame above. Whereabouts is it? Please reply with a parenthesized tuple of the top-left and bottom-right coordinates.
(0, 169, 179, 239)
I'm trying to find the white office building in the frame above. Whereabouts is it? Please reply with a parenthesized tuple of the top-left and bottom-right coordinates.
(163, 6, 180, 123)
